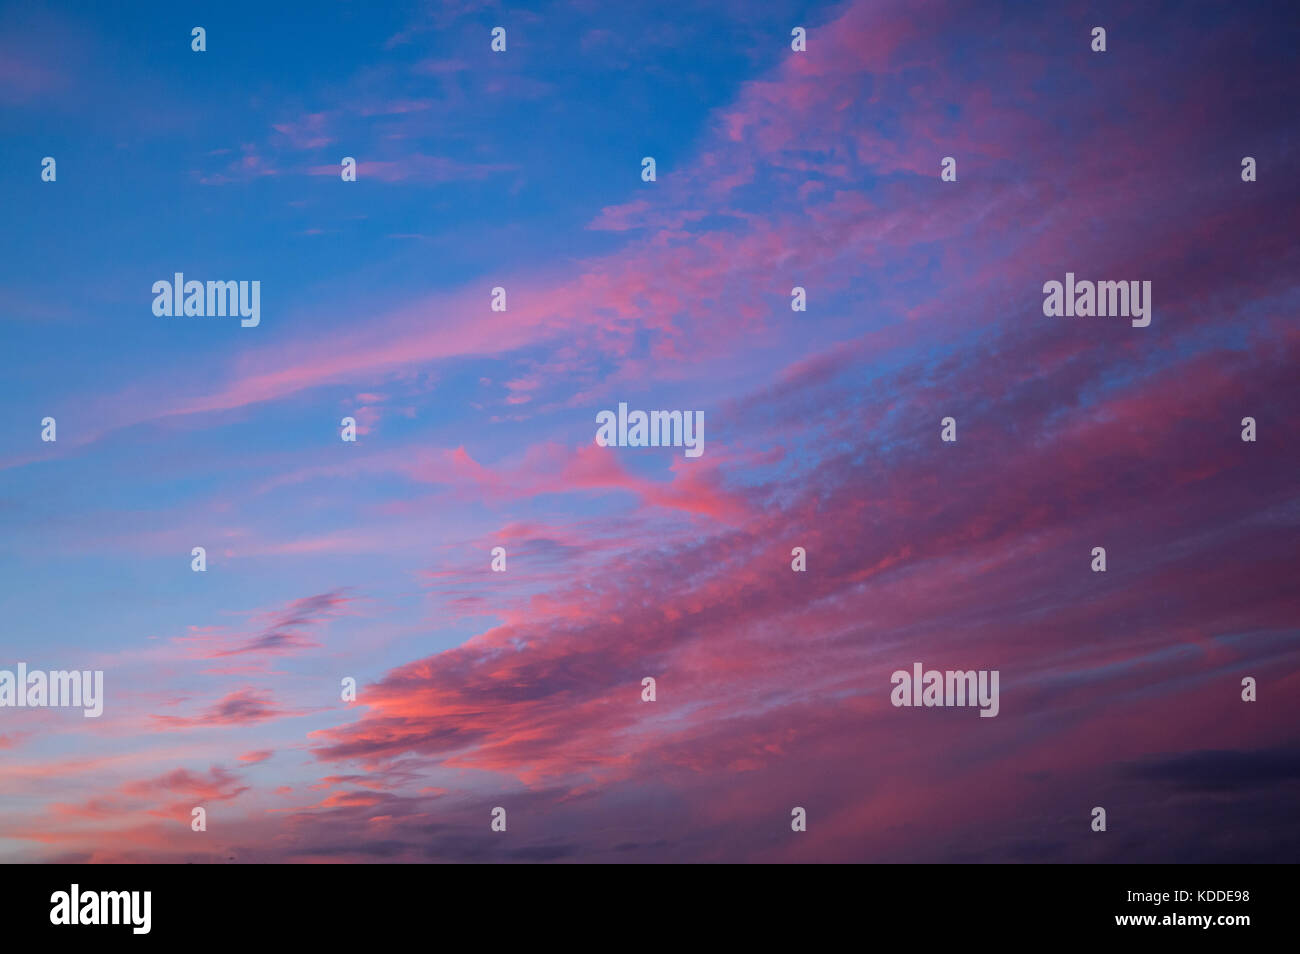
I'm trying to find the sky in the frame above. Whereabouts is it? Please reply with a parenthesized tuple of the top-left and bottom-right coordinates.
(0, 0, 1297, 863)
